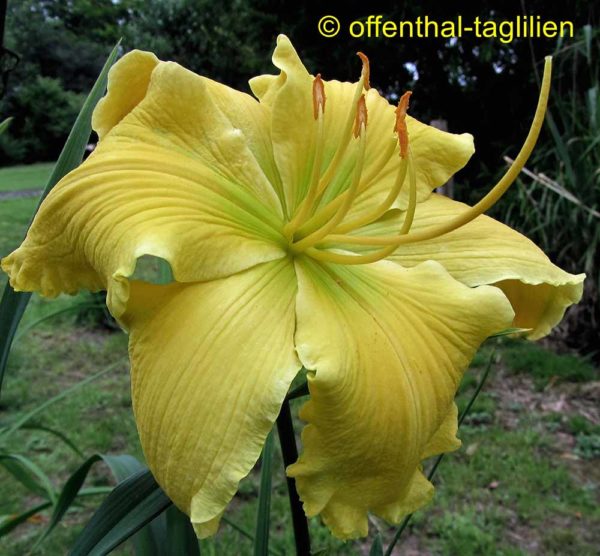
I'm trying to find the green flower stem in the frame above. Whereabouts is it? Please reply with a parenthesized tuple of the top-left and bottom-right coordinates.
(276, 399, 311, 556)
(383, 350, 496, 556)
(254, 430, 274, 556)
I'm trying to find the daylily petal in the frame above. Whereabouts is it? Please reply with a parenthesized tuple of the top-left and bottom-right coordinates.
(92, 50, 159, 140)
(251, 34, 313, 217)
(249, 35, 474, 219)
(121, 259, 301, 536)
(2, 54, 288, 317)
(288, 257, 513, 539)
(383, 194, 585, 339)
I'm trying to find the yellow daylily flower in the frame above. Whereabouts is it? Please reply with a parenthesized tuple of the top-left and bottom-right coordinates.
(1, 35, 584, 540)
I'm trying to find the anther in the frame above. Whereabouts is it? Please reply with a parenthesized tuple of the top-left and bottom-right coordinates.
(357, 52, 371, 90)
(353, 95, 368, 138)
(312, 74, 326, 120)
(395, 91, 412, 159)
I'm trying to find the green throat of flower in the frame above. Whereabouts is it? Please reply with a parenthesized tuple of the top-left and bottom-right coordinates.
(284, 54, 552, 265)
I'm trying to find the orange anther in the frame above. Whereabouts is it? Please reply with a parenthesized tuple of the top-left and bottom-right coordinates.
(312, 74, 326, 120)
(353, 94, 368, 138)
(357, 52, 370, 90)
(395, 91, 412, 158)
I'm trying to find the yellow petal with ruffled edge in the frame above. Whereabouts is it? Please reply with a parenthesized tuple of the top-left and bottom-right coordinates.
(249, 35, 474, 217)
(92, 50, 159, 140)
(120, 258, 301, 537)
(288, 257, 513, 539)
(379, 194, 584, 339)
(2, 51, 287, 318)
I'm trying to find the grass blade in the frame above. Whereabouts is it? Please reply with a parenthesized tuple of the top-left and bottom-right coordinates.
(369, 532, 384, 555)
(0, 453, 56, 502)
(69, 469, 172, 556)
(0, 501, 52, 537)
(0, 488, 111, 538)
(34, 453, 164, 549)
(254, 430, 274, 556)
(0, 41, 120, 396)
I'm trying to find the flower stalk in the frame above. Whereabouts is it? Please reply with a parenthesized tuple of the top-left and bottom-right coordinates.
(276, 400, 311, 556)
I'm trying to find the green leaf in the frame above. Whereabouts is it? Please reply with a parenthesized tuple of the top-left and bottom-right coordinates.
(99, 455, 168, 556)
(254, 430, 274, 556)
(0, 117, 12, 135)
(0, 41, 120, 396)
(157, 259, 173, 285)
(369, 532, 384, 555)
(0, 488, 110, 538)
(166, 505, 199, 556)
(0, 501, 52, 537)
(0, 453, 56, 502)
(35, 453, 163, 549)
(69, 469, 172, 556)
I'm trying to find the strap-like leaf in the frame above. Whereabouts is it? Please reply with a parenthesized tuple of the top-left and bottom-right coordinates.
(0, 453, 56, 502)
(35, 453, 161, 548)
(0, 488, 110, 538)
(166, 505, 200, 556)
(368, 532, 384, 556)
(69, 469, 172, 556)
(0, 41, 120, 396)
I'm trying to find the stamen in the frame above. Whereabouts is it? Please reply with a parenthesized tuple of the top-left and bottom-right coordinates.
(287, 54, 370, 237)
(305, 245, 397, 265)
(312, 74, 326, 120)
(353, 95, 368, 138)
(333, 92, 413, 234)
(293, 137, 397, 238)
(333, 158, 408, 234)
(313, 53, 370, 198)
(399, 153, 417, 234)
(357, 52, 371, 90)
(395, 91, 411, 159)
(321, 56, 552, 256)
(292, 118, 368, 252)
(284, 75, 327, 238)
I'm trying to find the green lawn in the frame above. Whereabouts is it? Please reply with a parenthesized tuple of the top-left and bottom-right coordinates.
(0, 165, 598, 555)
(0, 162, 54, 192)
